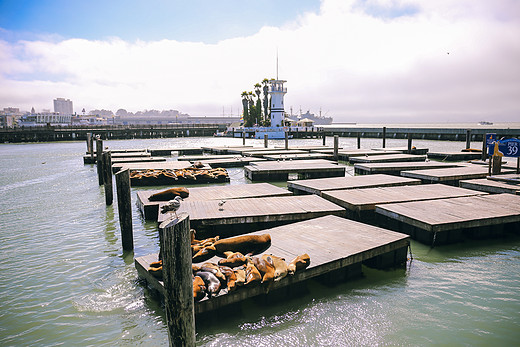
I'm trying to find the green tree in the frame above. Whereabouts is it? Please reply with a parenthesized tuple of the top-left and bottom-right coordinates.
(262, 78, 270, 126)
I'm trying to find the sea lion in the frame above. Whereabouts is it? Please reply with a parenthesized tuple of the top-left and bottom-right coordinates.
(193, 275, 206, 301)
(213, 234, 271, 256)
(192, 264, 201, 273)
(195, 271, 221, 297)
(233, 266, 247, 287)
(218, 251, 247, 268)
(269, 254, 289, 282)
(288, 253, 311, 275)
(148, 266, 163, 280)
(149, 260, 162, 268)
(219, 266, 237, 292)
(244, 257, 262, 286)
(192, 245, 216, 263)
(201, 262, 226, 283)
(148, 187, 190, 201)
(252, 254, 276, 284)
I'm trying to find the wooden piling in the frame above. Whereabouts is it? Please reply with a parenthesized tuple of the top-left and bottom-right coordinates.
(242, 131, 246, 145)
(465, 129, 471, 149)
(96, 138, 104, 185)
(322, 132, 326, 146)
(264, 134, 268, 148)
(115, 168, 133, 251)
(285, 131, 289, 150)
(491, 155, 502, 175)
(102, 151, 113, 205)
(407, 133, 413, 153)
(481, 135, 488, 161)
(86, 133, 92, 154)
(89, 134, 94, 161)
(334, 135, 339, 161)
(357, 133, 361, 149)
(382, 127, 386, 148)
(159, 213, 196, 347)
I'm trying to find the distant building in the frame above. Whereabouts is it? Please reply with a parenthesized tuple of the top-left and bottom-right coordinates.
(0, 107, 22, 128)
(53, 98, 73, 115)
(18, 112, 72, 127)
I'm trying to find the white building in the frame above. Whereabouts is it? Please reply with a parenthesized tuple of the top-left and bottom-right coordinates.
(268, 79, 287, 127)
(53, 98, 73, 115)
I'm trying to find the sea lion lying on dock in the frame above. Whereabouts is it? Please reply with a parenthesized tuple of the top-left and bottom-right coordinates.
(213, 234, 271, 256)
(252, 254, 276, 284)
(193, 275, 206, 301)
(288, 253, 311, 274)
(244, 257, 262, 285)
(148, 187, 190, 201)
(219, 266, 238, 292)
(195, 271, 221, 297)
(218, 251, 248, 268)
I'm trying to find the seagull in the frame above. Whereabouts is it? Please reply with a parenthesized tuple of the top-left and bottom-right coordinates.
(161, 196, 183, 218)
(218, 200, 226, 211)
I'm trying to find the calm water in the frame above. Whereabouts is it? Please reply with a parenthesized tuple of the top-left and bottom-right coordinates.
(1, 136, 519, 346)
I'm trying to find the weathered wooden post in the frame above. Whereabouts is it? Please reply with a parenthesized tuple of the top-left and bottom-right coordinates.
(334, 135, 339, 161)
(322, 131, 326, 146)
(96, 138, 104, 185)
(407, 133, 413, 153)
(115, 168, 133, 251)
(86, 133, 92, 154)
(492, 155, 502, 175)
(264, 134, 268, 148)
(159, 213, 196, 347)
(481, 135, 488, 161)
(357, 133, 361, 149)
(90, 134, 95, 161)
(382, 127, 386, 148)
(102, 151, 113, 205)
(465, 129, 471, 149)
(242, 130, 246, 145)
(285, 131, 289, 150)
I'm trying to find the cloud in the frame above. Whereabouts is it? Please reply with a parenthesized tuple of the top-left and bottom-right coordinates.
(0, 0, 519, 123)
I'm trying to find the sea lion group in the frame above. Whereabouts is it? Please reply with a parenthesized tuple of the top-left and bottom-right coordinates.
(130, 167, 228, 183)
(147, 231, 311, 301)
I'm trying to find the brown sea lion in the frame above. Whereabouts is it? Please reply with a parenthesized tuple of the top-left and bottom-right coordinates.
(195, 271, 221, 297)
(288, 253, 311, 275)
(213, 234, 271, 256)
(148, 187, 190, 201)
(219, 266, 237, 292)
(233, 266, 247, 287)
(148, 266, 163, 280)
(252, 254, 276, 284)
(192, 264, 201, 273)
(218, 251, 247, 268)
(269, 254, 289, 282)
(192, 245, 216, 263)
(149, 260, 162, 268)
(201, 263, 226, 283)
(193, 275, 206, 301)
(244, 257, 262, 286)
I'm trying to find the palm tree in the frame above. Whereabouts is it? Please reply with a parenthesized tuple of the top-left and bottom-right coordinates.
(262, 78, 270, 126)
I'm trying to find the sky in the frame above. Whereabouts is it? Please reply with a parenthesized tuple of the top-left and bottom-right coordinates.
(0, 0, 519, 123)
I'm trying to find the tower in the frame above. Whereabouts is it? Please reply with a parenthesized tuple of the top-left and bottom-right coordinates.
(268, 79, 286, 127)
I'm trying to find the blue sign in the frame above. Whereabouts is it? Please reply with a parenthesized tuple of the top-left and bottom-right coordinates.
(488, 138, 520, 157)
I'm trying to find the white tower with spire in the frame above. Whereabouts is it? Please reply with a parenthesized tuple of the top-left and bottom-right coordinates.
(268, 78, 287, 127)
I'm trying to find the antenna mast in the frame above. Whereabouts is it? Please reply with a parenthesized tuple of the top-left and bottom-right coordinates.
(276, 48, 279, 80)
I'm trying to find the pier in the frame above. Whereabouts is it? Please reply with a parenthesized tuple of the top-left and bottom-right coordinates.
(400, 165, 514, 185)
(135, 215, 410, 315)
(354, 161, 461, 175)
(348, 153, 427, 164)
(245, 159, 346, 181)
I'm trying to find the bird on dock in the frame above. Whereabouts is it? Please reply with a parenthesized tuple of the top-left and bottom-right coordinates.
(161, 196, 183, 218)
(218, 200, 226, 211)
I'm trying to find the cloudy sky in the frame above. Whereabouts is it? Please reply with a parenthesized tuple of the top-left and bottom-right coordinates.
(1, 0, 519, 123)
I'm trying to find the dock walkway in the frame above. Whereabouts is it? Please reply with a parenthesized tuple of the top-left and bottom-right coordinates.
(112, 161, 193, 173)
(354, 161, 460, 175)
(349, 154, 427, 164)
(459, 178, 520, 195)
(263, 153, 334, 161)
(375, 193, 520, 244)
(196, 157, 266, 168)
(400, 165, 513, 185)
(427, 151, 483, 161)
(287, 174, 420, 196)
(135, 215, 410, 315)
(245, 159, 346, 181)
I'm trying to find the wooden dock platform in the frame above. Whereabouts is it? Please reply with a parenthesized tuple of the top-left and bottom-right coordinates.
(354, 161, 461, 175)
(245, 159, 346, 181)
(487, 174, 520, 184)
(202, 146, 253, 155)
(372, 146, 429, 155)
(112, 161, 193, 173)
(157, 194, 347, 236)
(196, 157, 266, 168)
(349, 154, 427, 164)
(176, 154, 237, 161)
(135, 215, 410, 315)
(459, 178, 520, 195)
(427, 151, 483, 161)
(400, 165, 514, 185)
(242, 149, 308, 157)
(149, 147, 203, 156)
(375, 193, 520, 245)
(322, 184, 486, 221)
(263, 153, 334, 161)
(312, 149, 400, 159)
(83, 151, 151, 164)
(287, 174, 421, 196)
(110, 157, 166, 164)
(137, 183, 293, 220)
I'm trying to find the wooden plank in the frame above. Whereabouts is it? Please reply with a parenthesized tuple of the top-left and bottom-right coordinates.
(157, 194, 347, 227)
(135, 215, 409, 314)
(372, 146, 428, 155)
(375, 193, 520, 233)
(202, 145, 254, 154)
(287, 174, 421, 195)
(459, 178, 520, 194)
(427, 151, 483, 161)
(400, 165, 514, 184)
(243, 149, 308, 157)
(354, 161, 461, 175)
(176, 154, 237, 161)
(245, 159, 346, 181)
(137, 183, 293, 220)
(112, 161, 193, 173)
(322, 184, 486, 212)
(263, 153, 334, 161)
(349, 154, 427, 163)
(110, 157, 166, 164)
(197, 157, 266, 168)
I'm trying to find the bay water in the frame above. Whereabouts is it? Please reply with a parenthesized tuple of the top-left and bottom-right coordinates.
(0, 136, 519, 346)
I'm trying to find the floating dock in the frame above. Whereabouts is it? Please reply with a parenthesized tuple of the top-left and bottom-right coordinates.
(372, 146, 429, 155)
(110, 157, 166, 164)
(157, 194, 347, 237)
(263, 153, 334, 161)
(83, 151, 151, 164)
(400, 165, 514, 185)
(459, 178, 520, 195)
(135, 215, 410, 315)
(149, 147, 203, 156)
(202, 146, 254, 155)
(427, 151, 483, 161)
(322, 184, 486, 221)
(349, 154, 427, 164)
(112, 161, 194, 173)
(245, 159, 346, 181)
(137, 183, 293, 220)
(242, 149, 308, 157)
(287, 174, 421, 196)
(176, 154, 238, 161)
(196, 157, 267, 168)
(354, 161, 461, 175)
(375, 193, 520, 245)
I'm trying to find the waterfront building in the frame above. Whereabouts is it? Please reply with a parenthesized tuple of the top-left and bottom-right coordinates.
(268, 79, 287, 127)
(53, 98, 73, 115)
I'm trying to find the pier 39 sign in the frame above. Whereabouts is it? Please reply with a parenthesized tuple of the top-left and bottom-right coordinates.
(487, 134, 520, 157)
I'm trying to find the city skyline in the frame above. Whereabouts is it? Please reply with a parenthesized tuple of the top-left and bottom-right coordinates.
(1, 0, 519, 123)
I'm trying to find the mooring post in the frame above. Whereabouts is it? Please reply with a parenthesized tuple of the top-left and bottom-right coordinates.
(382, 127, 386, 148)
(264, 134, 268, 148)
(357, 133, 361, 149)
(285, 131, 289, 150)
(407, 133, 413, 153)
(86, 133, 92, 154)
(481, 135, 488, 161)
(491, 155, 502, 175)
(242, 130, 245, 145)
(159, 213, 196, 347)
(322, 131, 326, 146)
(89, 134, 95, 161)
(334, 135, 339, 161)
(102, 151, 113, 205)
(96, 138, 104, 185)
(115, 168, 133, 251)
(465, 129, 471, 149)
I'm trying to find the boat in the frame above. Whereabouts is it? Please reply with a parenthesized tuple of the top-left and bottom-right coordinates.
(478, 121, 493, 125)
